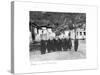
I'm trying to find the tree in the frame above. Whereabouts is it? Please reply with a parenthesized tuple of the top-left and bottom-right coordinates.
(30, 11, 86, 37)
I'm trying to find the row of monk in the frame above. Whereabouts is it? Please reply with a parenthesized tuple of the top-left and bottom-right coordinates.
(40, 37, 79, 54)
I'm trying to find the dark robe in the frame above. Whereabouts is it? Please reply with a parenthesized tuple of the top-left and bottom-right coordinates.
(60, 39, 63, 51)
(74, 39, 79, 51)
(40, 40, 46, 54)
(47, 39, 51, 53)
(53, 39, 58, 51)
(51, 39, 55, 52)
(58, 39, 62, 51)
(68, 38, 72, 50)
(63, 38, 68, 51)
(56, 39, 59, 51)
(31, 27, 35, 41)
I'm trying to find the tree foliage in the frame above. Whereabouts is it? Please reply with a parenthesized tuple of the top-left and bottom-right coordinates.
(30, 11, 86, 34)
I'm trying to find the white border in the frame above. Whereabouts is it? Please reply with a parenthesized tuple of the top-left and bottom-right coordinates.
(13, 1, 98, 74)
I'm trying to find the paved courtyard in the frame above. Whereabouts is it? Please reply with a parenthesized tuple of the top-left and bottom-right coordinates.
(30, 40, 86, 62)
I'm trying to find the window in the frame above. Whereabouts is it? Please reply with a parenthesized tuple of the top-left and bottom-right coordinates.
(84, 32, 86, 35)
(80, 32, 82, 35)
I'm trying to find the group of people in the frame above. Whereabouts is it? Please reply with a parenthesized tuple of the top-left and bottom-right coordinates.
(40, 37, 72, 54)
(40, 35, 78, 54)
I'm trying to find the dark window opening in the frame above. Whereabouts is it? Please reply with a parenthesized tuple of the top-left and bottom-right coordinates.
(80, 32, 82, 35)
(84, 32, 86, 35)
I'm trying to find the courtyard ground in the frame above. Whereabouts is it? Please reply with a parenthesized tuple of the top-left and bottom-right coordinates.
(30, 40, 86, 62)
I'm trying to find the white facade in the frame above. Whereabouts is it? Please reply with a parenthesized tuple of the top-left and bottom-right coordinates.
(32, 27, 86, 41)
(35, 27, 56, 41)
(76, 28, 86, 39)
(70, 28, 86, 39)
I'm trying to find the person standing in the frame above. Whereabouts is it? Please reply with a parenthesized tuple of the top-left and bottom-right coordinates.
(40, 30, 47, 54)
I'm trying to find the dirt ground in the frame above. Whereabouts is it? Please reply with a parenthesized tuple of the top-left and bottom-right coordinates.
(30, 40, 86, 62)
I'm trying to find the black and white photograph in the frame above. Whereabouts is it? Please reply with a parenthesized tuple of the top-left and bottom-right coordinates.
(29, 11, 86, 61)
(10, 1, 98, 74)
